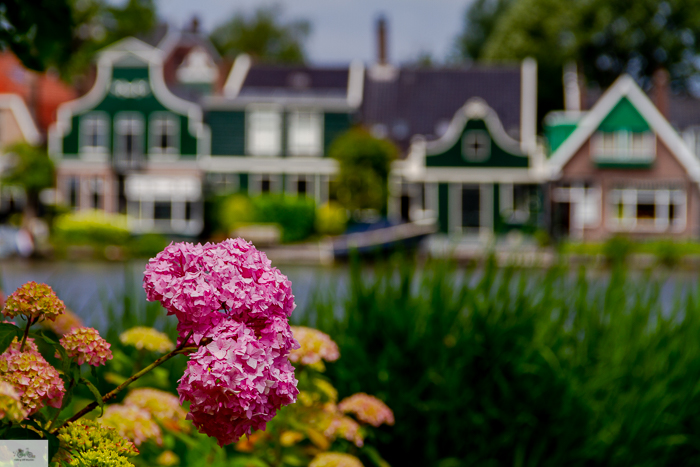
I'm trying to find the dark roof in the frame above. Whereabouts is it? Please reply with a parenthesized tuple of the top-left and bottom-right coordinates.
(668, 94, 700, 130)
(239, 65, 349, 98)
(362, 66, 522, 152)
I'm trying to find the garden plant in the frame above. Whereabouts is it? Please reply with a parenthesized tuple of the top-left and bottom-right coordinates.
(0, 239, 392, 467)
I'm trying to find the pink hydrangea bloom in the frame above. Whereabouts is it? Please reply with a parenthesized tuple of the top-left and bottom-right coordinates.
(177, 319, 299, 446)
(2, 282, 65, 322)
(59, 327, 113, 366)
(338, 393, 395, 427)
(0, 340, 64, 415)
(143, 239, 296, 345)
(144, 239, 300, 446)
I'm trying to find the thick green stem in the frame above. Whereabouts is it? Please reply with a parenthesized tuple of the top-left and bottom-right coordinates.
(51, 331, 194, 433)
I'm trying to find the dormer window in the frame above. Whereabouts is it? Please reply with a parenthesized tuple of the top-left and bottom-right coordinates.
(247, 108, 281, 156)
(80, 112, 109, 155)
(288, 110, 322, 156)
(149, 112, 179, 157)
(591, 131, 655, 164)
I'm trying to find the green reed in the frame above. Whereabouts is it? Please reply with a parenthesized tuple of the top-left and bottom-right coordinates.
(307, 257, 700, 467)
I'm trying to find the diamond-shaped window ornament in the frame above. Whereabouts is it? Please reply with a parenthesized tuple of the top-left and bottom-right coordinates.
(462, 130, 491, 162)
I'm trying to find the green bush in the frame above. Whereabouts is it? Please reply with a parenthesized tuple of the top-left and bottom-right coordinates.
(252, 194, 316, 243)
(307, 258, 700, 466)
(315, 202, 348, 236)
(602, 235, 635, 264)
(127, 233, 169, 258)
(53, 210, 131, 246)
(217, 193, 317, 243)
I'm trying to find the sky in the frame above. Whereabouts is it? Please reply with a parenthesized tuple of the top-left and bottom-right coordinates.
(154, 0, 471, 65)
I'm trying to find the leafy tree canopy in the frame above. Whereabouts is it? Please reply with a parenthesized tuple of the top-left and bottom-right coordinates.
(455, 0, 700, 116)
(329, 128, 398, 213)
(0, 0, 158, 79)
(210, 5, 310, 63)
(1, 143, 54, 195)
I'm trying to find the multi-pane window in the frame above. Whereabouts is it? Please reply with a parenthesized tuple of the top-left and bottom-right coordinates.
(80, 112, 109, 154)
(115, 113, 144, 167)
(591, 131, 655, 162)
(68, 177, 79, 209)
(149, 113, 179, 155)
(608, 187, 686, 231)
(288, 111, 322, 156)
(247, 109, 281, 156)
(88, 177, 104, 210)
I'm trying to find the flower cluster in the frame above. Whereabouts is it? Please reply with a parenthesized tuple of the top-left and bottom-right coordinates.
(338, 393, 395, 427)
(0, 380, 27, 422)
(59, 327, 113, 366)
(309, 452, 364, 467)
(40, 308, 83, 336)
(100, 405, 163, 447)
(123, 388, 189, 433)
(56, 419, 138, 467)
(143, 239, 300, 445)
(2, 282, 65, 322)
(290, 326, 340, 367)
(155, 450, 180, 466)
(178, 319, 298, 446)
(0, 339, 64, 414)
(119, 327, 174, 353)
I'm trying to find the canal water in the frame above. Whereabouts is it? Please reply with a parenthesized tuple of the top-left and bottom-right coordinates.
(0, 259, 350, 332)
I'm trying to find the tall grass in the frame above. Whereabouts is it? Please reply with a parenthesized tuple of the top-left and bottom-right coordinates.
(307, 257, 700, 466)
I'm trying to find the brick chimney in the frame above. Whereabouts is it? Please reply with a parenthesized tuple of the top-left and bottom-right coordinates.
(652, 68, 669, 118)
(377, 15, 388, 65)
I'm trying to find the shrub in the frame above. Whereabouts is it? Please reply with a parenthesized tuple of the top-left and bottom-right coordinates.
(315, 202, 348, 236)
(602, 234, 635, 264)
(252, 194, 316, 243)
(53, 210, 131, 246)
(218, 193, 256, 232)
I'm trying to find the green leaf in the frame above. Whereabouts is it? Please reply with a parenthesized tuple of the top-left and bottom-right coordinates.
(80, 378, 104, 417)
(0, 323, 22, 354)
(362, 445, 392, 467)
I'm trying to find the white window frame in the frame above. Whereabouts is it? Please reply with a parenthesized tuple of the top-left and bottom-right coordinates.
(552, 183, 602, 232)
(114, 112, 144, 164)
(80, 112, 109, 159)
(149, 112, 179, 159)
(286, 174, 315, 198)
(246, 106, 282, 157)
(591, 130, 655, 163)
(607, 186, 686, 232)
(287, 110, 323, 156)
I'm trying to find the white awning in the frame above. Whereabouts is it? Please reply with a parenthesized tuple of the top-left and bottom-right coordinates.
(125, 175, 201, 200)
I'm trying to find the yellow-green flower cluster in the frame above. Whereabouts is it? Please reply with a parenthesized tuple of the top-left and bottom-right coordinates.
(155, 450, 180, 466)
(99, 405, 163, 446)
(309, 452, 364, 467)
(56, 419, 138, 467)
(119, 327, 174, 353)
(2, 281, 65, 322)
(338, 393, 395, 427)
(123, 388, 190, 433)
(290, 326, 340, 367)
(0, 380, 27, 422)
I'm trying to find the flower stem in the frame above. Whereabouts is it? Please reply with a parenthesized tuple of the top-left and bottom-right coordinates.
(19, 317, 34, 352)
(51, 331, 194, 433)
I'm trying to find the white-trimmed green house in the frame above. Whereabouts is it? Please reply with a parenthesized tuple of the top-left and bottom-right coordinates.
(48, 38, 210, 236)
(200, 55, 364, 203)
(391, 59, 546, 238)
(545, 75, 700, 240)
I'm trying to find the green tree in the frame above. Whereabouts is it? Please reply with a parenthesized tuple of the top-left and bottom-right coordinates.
(329, 128, 398, 215)
(0, 0, 158, 78)
(452, 0, 515, 61)
(455, 0, 700, 118)
(1, 143, 54, 220)
(210, 5, 310, 63)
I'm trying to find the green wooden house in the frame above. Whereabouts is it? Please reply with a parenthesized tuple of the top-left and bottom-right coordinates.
(200, 54, 364, 202)
(391, 59, 545, 238)
(48, 38, 210, 236)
